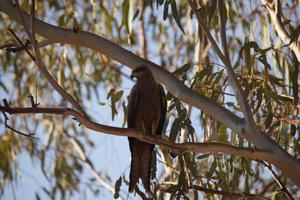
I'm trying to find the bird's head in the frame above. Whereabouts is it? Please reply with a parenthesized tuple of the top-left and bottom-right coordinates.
(130, 65, 154, 81)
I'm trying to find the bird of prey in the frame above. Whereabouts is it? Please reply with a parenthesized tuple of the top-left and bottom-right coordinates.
(127, 65, 167, 193)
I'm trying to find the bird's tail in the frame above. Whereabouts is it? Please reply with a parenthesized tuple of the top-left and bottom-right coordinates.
(129, 142, 153, 193)
(129, 144, 140, 193)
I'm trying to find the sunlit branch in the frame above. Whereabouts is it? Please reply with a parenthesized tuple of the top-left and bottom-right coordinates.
(14, 0, 88, 118)
(188, 0, 260, 149)
(258, 161, 295, 200)
(261, 0, 300, 61)
(8, 27, 35, 60)
(0, 0, 245, 135)
(187, 0, 300, 188)
(0, 105, 272, 161)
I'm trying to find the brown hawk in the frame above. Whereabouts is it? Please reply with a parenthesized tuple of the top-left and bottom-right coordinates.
(127, 65, 167, 193)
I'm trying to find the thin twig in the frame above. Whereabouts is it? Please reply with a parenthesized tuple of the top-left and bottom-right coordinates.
(258, 161, 295, 200)
(192, 185, 270, 200)
(188, 0, 264, 149)
(1, 100, 37, 140)
(28, 94, 39, 107)
(8, 27, 35, 60)
(2, 0, 300, 187)
(217, 0, 230, 62)
(30, 0, 36, 42)
(259, 181, 277, 195)
(159, 184, 270, 199)
(1, 39, 53, 53)
(261, 0, 300, 61)
(111, 65, 132, 80)
(15, 0, 35, 45)
(14, 0, 88, 117)
(194, 84, 235, 97)
(69, 136, 124, 200)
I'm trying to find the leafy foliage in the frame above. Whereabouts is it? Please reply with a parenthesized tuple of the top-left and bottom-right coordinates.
(0, 0, 299, 199)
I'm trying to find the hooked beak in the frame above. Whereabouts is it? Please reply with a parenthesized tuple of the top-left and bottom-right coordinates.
(130, 72, 136, 80)
(130, 73, 135, 80)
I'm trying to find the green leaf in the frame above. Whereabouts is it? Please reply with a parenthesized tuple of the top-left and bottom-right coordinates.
(253, 88, 262, 114)
(122, 0, 130, 33)
(98, 102, 106, 106)
(219, 125, 228, 141)
(151, 150, 157, 180)
(111, 98, 117, 121)
(170, 0, 185, 34)
(177, 169, 185, 190)
(290, 24, 300, 44)
(196, 154, 210, 160)
(207, 159, 216, 178)
(163, 0, 169, 20)
(239, 40, 260, 59)
(213, 69, 224, 84)
(107, 88, 115, 99)
(265, 112, 273, 130)
(169, 117, 181, 143)
(114, 176, 122, 199)
(157, 0, 165, 6)
(277, 94, 294, 103)
(173, 63, 191, 76)
(114, 90, 123, 102)
(257, 55, 271, 70)
(122, 102, 127, 128)
(184, 118, 195, 137)
(291, 124, 296, 137)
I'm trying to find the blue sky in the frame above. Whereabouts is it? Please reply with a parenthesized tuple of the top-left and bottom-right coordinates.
(3, 0, 299, 199)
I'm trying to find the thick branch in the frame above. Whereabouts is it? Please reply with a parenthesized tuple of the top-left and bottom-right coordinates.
(1, 0, 300, 188)
(0, 105, 271, 161)
(0, 0, 244, 135)
(188, 0, 300, 187)
(262, 0, 300, 61)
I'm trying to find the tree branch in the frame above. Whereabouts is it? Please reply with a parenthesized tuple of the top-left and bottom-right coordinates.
(187, 0, 300, 188)
(1, 0, 300, 188)
(69, 136, 125, 200)
(258, 161, 296, 200)
(192, 185, 270, 200)
(0, 104, 271, 161)
(1, 39, 53, 53)
(0, 0, 244, 135)
(160, 184, 270, 200)
(14, 0, 88, 118)
(188, 0, 261, 149)
(262, 0, 300, 61)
